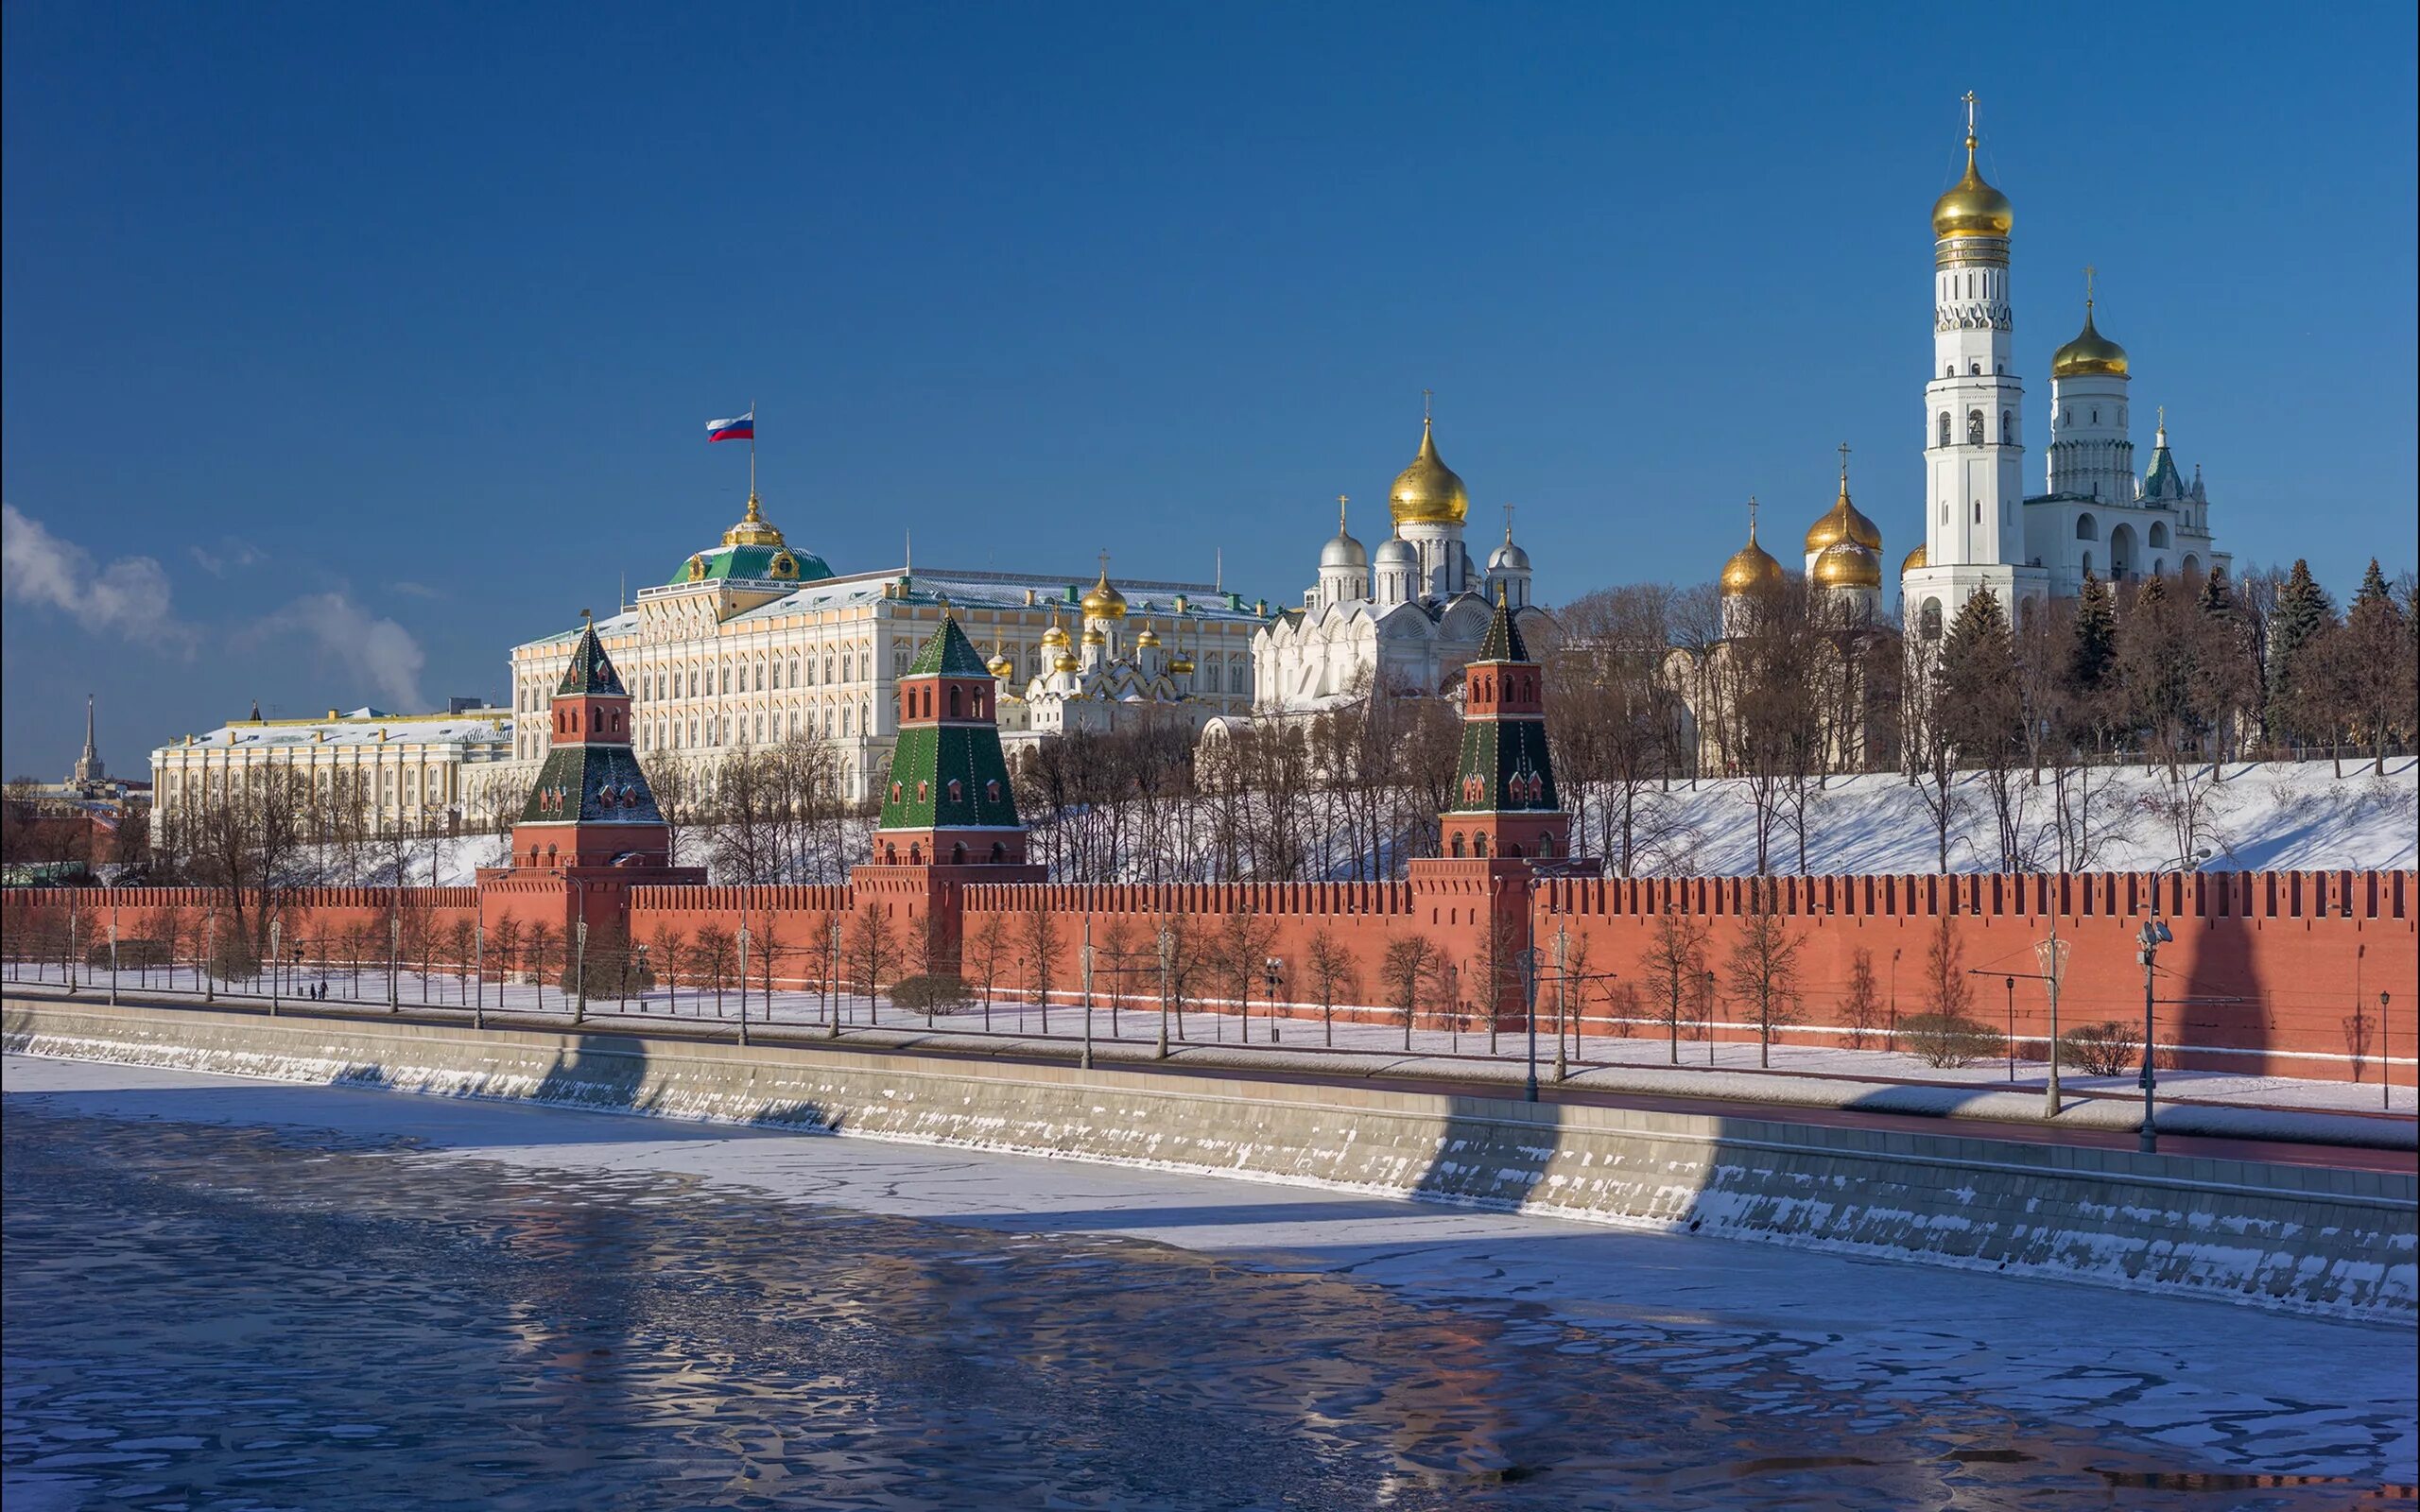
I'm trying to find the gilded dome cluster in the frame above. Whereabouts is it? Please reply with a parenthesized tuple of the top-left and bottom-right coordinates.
(1080, 565, 1128, 620)
(1389, 417, 1470, 526)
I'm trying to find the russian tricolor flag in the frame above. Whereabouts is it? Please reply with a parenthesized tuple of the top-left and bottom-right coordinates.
(706, 410, 754, 442)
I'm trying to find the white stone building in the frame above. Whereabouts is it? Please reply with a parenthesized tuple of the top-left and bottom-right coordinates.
(502, 494, 1266, 800)
(1901, 96, 2227, 639)
(149, 703, 517, 836)
(1248, 415, 1550, 714)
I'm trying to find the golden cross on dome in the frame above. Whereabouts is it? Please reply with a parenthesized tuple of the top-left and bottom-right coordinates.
(2085, 265, 2097, 309)
(1098, 548, 1111, 576)
(1422, 388, 1433, 421)
(1962, 91, 1979, 139)
(1839, 441, 1851, 486)
(1748, 495, 1760, 540)
(1503, 501, 1515, 541)
(580, 607, 593, 627)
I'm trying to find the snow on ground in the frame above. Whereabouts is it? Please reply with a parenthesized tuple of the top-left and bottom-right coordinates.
(261, 758, 2417, 888)
(13, 962, 2411, 1125)
(9, 1053, 2414, 1486)
(1593, 756, 2418, 877)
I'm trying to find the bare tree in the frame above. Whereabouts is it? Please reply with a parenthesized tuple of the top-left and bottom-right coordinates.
(1303, 927, 1359, 1047)
(1639, 905, 1709, 1065)
(1379, 934, 1440, 1051)
(1724, 878, 1805, 1068)
(1839, 946, 1884, 1049)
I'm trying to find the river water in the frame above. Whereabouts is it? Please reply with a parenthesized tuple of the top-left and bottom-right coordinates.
(3, 1104, 2406, 1511)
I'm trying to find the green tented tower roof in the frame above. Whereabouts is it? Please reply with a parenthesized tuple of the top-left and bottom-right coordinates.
(555, 622, 628, 696)
(907, 614, 995, 678)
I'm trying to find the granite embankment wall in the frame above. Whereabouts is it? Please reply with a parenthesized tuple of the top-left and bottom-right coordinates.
(8, 998, 2411, 1324)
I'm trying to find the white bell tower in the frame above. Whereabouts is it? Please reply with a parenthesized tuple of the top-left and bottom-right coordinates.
(1902, 94, 2048, 641)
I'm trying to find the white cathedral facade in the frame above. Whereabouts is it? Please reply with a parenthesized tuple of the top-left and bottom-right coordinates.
(1901, 97, 2228, 640)
(1248, 415, 1551, 713)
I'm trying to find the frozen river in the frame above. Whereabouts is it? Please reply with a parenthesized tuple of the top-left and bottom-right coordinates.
(4, 1055, 2412, 1510)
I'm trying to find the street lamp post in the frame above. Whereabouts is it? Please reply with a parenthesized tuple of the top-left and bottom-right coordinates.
(268, 919, 282, 1016)
(1703, 970, 1717, 1066)
(735, 924, 750, 1047)
(2136, 854, 2207, 1155)
(1522, 945, 1541, 1103)
(2004, 975, 2016, 1083)
(1080, 919, 1094, 1071)
(2383, 991, 2394, 1113)
(108, 890, 120, 1006)
(474, 919, 485, 1030)
(1263, 957, 1284, 1045)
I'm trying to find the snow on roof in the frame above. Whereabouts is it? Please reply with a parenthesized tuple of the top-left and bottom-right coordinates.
(177, 712, 514, 750)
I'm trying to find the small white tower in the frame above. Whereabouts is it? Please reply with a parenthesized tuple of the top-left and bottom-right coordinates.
(1484, 504, 1534, 610)
(2044, 269, 2135, 506)
(1316, 494, 1370, 610)
(1373, 529, 1420, 608)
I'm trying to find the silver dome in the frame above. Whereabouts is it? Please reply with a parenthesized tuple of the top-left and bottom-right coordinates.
(1319, 529, 1368, 571)
(1487, 539, 1532, 573)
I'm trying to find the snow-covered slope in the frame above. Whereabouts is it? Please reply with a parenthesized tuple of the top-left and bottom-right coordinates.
(1591, 758, 2416, 876)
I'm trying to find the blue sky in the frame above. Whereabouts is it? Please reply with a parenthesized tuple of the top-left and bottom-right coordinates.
(5, 1, 2414, 778)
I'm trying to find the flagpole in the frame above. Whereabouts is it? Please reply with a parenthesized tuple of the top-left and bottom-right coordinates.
(750, 397, 757, 500)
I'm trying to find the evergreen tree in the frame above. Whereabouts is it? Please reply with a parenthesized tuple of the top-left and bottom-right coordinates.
(2196, 561, 2233, 618)
(2266, 559, 2338, 747)
(1935, 589, 2021, 760)
(2067, 571, 2117, 694)
(2354, 558, 2393, 610)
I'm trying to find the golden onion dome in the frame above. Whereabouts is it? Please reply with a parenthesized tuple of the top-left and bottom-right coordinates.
(1169, 655, 1196, 675)
(1389, 416, 1470, 526)
(986, 653, 1015, 679)
(1805, 475, 1882, 556)
(1931, 134, 2014, 240)
(1041, 622, 1069, 647)
(1902, 541, 1928, 575)
(1720, 523, 1785, 597)
(1811, 541, 1883, 590)
(1053, 651, 1080, 674)
(2051, 302, 2130, 379)
(1080, 627, 1106, 646)
(721, 493, 786, 547)
(1135, 625, 1160, 647)
(1080, 566, 1128, 619)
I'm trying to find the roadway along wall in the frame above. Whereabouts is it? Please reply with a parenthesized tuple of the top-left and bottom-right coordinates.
(7, 998, 2411, 1325)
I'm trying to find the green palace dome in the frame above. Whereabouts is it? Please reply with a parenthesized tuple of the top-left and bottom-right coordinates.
(667, 494, 833, 587)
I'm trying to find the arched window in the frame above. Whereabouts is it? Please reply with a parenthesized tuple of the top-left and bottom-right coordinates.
(1474, 833, 1489, 858)
(2152, 558, 2165, 576)
(1536, 833, 1554, 859)
(2081, 551, 2093, 576)
(951, 842, 967, 864)
(946, 779, 962, 804)
(1450, 833, 1465, 858)
(2000, 410, 2014, 443)
(990, 841, 1007, 863)
(1969, 361, 1980, 376)
(1966, 410, 1985, 445)
(1973, 497, 1982, 524)
(985, 780, 1001, 803)
(948, 685, 961, 718)
(1919, 599, 1944, 639)
(2076, 513, 2098, 541)
(2149, 522, 2169, 548)
(1937, 412, 1952, 448)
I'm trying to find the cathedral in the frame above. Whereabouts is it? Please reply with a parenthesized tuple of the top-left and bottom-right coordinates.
(1900, 95, 2228, 639)
(1249, 410, 1552, 714)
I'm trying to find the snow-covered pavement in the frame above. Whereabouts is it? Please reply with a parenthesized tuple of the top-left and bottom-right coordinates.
(8, 1052, 2413, 1490)
(9, 959, 2410, 1120)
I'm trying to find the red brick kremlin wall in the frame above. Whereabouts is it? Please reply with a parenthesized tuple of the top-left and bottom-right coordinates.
(5, 870, 2411, 1085)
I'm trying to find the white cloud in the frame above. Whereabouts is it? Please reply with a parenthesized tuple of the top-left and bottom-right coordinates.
(189, 539, 268, 576)
(2, 503, 190, 648)
(252, 593, 428, 712)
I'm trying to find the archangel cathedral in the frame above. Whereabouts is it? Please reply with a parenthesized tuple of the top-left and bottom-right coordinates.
(1248, 411, 1553, 714)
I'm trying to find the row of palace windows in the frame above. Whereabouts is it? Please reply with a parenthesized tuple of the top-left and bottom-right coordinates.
(1937, 408, 2017, 447)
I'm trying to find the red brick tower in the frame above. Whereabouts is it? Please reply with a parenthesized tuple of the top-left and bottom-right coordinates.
(1439, 592, 1572, 862)
(479, 612, 702, 941)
